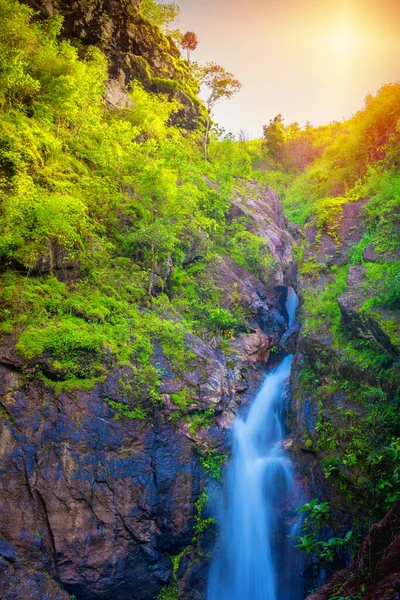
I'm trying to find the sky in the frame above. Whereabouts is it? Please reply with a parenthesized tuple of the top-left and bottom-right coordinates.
(176, 0, 400, 138)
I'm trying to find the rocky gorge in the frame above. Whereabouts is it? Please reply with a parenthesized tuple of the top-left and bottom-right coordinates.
(0, 184, 299, 600)
(2, 182, 399, 600)
(0, 1, 399, 599)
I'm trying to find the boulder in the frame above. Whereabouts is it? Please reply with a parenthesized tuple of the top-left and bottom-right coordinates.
(230, 327, 273, 364)
(279, 324, 301, 355)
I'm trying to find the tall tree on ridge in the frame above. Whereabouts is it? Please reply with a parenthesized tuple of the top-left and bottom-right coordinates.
(180, 31, 198, 65)
(201, 62, 241, 159)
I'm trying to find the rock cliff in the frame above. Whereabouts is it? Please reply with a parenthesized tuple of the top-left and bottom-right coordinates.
(23, 0, 204, 128)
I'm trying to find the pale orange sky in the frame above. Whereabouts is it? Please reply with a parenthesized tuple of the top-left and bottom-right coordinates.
(177, 0, 400, 138)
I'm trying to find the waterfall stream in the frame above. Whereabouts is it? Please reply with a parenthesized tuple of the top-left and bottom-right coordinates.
(207, 288, 303, 600)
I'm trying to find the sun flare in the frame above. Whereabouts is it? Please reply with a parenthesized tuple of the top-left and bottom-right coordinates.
(327, 26, 360, 56)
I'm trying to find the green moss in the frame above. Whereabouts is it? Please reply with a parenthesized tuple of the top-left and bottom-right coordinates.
(188, 408, 215, 434)
(170, 388, 191, 409)
(156, 582, 179, 600)
(301, 266, 349, 337)
(106, 399, 147, 420)
(198, 448, 228, 481)
(193, 487, 215, 540)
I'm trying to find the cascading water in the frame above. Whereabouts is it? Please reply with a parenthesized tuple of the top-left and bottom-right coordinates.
(207, 288, 303, 600)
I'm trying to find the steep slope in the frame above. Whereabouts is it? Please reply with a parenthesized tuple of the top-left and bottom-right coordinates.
(23, 0, 205, 128)
(273, 92, 400, 594)
(0, 183, 296, 600)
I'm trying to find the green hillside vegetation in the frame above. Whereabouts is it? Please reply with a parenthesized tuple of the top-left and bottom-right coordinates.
(257, 85, 400, 519)
(0, 0, 270, 406)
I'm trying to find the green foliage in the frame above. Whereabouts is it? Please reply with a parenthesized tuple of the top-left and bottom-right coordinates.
(201, 62, 241, 158)
(223, 223, 276, 281)
(106, 400, 147, 421)
(194, 487, 215, 538)
(198, 448, 228, 480)
(188, 409, 215, 434)
(301, 267, 349, 336)
(201, 63, 242, 111)
(263, 114, 286, 162)
(140, 0, 180, 35)
(295, 500, 355, 564)
(328, 593, 365, 600)
(0, 0, 275, 434)
(271, 83, 400, 525)
(156, 582, 179, 600)
(258, 83, 400, 225)
(297, 340, 400, 518)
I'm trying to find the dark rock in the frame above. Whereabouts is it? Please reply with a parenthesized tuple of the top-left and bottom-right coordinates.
(279, 324, 301, 354)
(259, 306, 287, 336)
(0, 538, 17, 563)
(0, 363, 206, 600)
(229, 327, 274, 364)
(0, 565, 70, 600)
(306, 500, 400, 600)
(288, 221, 302, 239)
(363, 242, 381, 262)
(362, 242, 399, 264)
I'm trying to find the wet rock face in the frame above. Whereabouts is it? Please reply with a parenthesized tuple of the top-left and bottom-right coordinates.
(0, 327, 284, 600)
(0, 366, 204, 600)
(279, 324, 301, 355)
(289, 196, 400, 595)
(306, 500, 400, 600)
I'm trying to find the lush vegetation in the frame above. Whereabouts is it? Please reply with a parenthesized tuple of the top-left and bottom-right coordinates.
(0, 4, 399, 596)
(259, 85, 400, 522)
(0, 0, 273, 425)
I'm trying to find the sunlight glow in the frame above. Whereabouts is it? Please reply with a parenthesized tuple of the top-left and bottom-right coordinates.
(326, 26, 361, 58)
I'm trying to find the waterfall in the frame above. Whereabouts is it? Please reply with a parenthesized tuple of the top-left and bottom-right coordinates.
(207, 288, 303, 600)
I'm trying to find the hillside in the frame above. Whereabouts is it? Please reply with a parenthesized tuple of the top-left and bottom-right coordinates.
(0, 1, 399, 599)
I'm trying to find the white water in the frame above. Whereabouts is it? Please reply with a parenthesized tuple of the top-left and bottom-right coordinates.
(207, 288, 302, 600)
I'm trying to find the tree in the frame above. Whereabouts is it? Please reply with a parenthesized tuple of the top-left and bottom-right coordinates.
(140, 0, 180, 35)
(201, 62, 241, 159)
(238, 129, 249, 142)
(180, 31, 198, 64)
(262, 114, 286, 163)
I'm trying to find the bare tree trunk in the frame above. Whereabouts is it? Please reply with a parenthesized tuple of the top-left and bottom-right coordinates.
(204, 110, 211, 160)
